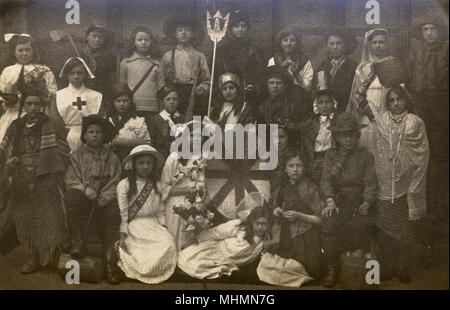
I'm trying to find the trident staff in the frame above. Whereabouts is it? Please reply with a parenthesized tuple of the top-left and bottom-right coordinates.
(206, 11, 230, 117)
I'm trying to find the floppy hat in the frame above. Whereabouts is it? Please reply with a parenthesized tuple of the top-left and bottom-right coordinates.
(328, 112, 367, 132)
(123, 144, 165, 172)
(163, 15, 204, 45)
(80, 115, 116, 144)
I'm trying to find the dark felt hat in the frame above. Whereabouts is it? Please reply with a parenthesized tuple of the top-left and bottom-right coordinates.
(411, 16, 449, 42)
(328, 112, 367, 132)
(81, 115, 116, 144)
(266, 65, 294, 90)
(323, 27, 358, 55)
(163, 15, 204, 45)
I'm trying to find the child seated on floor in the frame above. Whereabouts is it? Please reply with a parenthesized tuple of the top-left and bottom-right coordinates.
(177, 192, 272, 280)
(257, 150, 324, 287)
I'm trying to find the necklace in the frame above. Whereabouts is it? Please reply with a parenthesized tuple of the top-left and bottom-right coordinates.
(388, 113, 407, 202)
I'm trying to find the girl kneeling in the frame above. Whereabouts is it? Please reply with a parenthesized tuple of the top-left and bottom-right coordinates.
(116, 145, 177, 284)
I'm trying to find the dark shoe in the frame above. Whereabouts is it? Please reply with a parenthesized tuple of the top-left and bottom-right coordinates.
(397, 267, 411, 284)
(70, 240, 86, 259)
(105, 263, 120, 285)
(21, 256, 37, 274)
(321, 265, 338, 288)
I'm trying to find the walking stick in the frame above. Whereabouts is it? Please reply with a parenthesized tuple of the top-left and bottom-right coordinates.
(206, 11, 230, 118)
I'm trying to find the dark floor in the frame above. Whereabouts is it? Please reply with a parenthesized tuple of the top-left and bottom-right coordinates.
(0, 219, 449, 290)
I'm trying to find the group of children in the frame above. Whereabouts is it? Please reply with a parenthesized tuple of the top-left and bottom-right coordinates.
(0, 11, 447, 288)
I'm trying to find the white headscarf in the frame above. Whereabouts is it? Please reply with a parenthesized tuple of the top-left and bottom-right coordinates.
(59, 57, 95, 79)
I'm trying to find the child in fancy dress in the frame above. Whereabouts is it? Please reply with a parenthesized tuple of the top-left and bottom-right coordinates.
(0, 34, 57, 141)
(159, 15, 210, 116)
(160, 121, 215, 250)
(55, 57, 102, 151)
(257, 150, 324, 287)
(148, 84, 185, 160)
(106, 83, 151, 161)
(177, 192, 272, 280)
(119, 26, 160, 119)
(64, 115, 122, 284)
(116, 145, 177, 284)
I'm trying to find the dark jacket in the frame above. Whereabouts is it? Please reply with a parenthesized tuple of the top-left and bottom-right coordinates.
(315, 57, 357, 113)
(299, 115, 336, 173)
(148, 113, 184, 160)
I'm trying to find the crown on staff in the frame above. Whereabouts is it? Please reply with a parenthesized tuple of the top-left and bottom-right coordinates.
(206, 11, 230, 42)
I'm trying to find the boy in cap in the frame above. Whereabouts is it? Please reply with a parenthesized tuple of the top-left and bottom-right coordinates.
(64, 115, 122, 284)
(159, 15, 211, 116)
(319, 112, 378, 287)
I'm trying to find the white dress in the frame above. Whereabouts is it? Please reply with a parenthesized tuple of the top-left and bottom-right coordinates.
(160, 153, 207, 250)
(116, 178, 177, 284)
(0, 63, 57, 142)
(177, 219, 263, 279)
(56, 84, 102, 151)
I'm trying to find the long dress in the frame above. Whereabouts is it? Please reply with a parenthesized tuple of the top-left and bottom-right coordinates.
(116, 178, 177, 284)
(160, 153, 207, 250)
(0, 63, 57, 142)
(177, 219, 263, 279)
(0, 113, 69, 265)
(56, 84, 102, 151)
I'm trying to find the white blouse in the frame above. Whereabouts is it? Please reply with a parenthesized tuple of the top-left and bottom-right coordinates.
(116, 178, 166, 234)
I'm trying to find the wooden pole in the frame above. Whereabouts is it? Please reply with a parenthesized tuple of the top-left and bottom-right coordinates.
(207, 38, 217, 117)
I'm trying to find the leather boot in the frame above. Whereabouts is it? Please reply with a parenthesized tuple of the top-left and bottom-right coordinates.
(70, 235, 86, 259)
(105, 263, 120, 285)
(321, 265, 338, 288)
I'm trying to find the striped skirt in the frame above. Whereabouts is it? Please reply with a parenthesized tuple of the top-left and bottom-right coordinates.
(375, 195, 417, 247)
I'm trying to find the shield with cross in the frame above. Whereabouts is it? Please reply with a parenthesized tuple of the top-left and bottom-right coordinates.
(206, 157, 272, 219)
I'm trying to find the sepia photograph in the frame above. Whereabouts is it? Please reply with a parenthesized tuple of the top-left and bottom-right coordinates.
(0, 0, 448, 295)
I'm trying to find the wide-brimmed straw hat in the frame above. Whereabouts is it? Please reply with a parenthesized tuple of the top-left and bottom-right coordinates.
(123, 144, 164, 172)
(81, 115, 116, 144)
(328, 112, 367, 132)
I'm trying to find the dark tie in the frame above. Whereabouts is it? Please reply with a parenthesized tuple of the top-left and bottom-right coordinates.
(170, 114, 177, 123)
